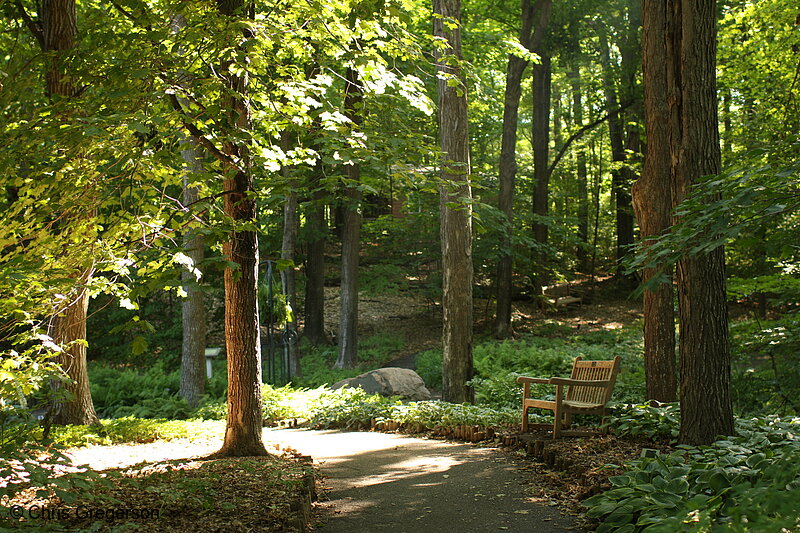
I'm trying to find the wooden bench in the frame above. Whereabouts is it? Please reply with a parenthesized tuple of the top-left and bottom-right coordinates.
(516, 356, 621, 438)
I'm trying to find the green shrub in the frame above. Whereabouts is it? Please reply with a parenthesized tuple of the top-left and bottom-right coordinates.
(89, 358, 228, 419)
(729, 316, 800, 416)
(360, 263, 409, 296)
(606, 402, 680, 441)
(584, 415, 800, 532)
(416, 349, 443, 389)
(388, 401, 523, 428)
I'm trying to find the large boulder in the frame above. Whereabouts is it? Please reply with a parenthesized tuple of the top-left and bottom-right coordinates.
(331, 367, 432, 401)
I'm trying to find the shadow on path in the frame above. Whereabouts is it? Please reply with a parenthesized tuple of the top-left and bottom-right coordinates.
(263, 428, 582, 532)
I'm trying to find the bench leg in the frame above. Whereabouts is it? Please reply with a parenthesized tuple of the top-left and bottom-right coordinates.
(521, 405, 529, 433)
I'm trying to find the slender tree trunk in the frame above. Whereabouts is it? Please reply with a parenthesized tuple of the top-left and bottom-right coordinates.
(171, 13, 207, 409)
(42, 0, 76, 99)
(569, 65, 590, 273)
(495, 50, 528, 341)
(280, 133, 301, 378)
(495, 0, 551, 339)
(335, 67, 363, 369)
(721, 87, 732, 161)
(531, 53, 551, 296)
(598, 28, 635, 277)
(621, 0, 644, 286)
(179, 143, 207, 409)
(434, 0, 473, 404)
(303, 164, 329, 346)
(634, 0, 676, 403)
(215, 0, 267, 457)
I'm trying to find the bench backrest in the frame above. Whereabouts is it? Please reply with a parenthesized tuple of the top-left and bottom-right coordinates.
(566, 356, 621, 406)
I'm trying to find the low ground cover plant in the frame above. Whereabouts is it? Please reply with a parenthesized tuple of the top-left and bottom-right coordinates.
(584, 413, 800, 532)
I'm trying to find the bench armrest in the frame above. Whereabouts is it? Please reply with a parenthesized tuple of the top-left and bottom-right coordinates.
(515, 376, 551, 385)
(548, 377, 611, 387)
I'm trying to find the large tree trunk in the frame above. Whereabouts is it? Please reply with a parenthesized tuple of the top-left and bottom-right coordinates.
(51, 273, 98, 426)
(335, 67, 363, 369)
(634, 0, 676, 403)
(38, 0, 99, 426)
(215, 0, 267, 457)
(179, 142, 207, 409)
(670, 0, 733, 445)
(434, 0, 473, 404)
(495, 0, 552, 339)
(642, 0, 732, 445)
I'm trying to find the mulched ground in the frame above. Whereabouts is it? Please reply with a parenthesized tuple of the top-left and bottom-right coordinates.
(3, 450, 317, 532)
(513, 432, 674, 521)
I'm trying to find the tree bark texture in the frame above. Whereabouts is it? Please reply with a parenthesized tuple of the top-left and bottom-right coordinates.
(179, 142, 207, 409)
(642, 0, 733, 444)
(335, 67, 363, 369)
(495, 0, 551, 339)
(38, 0, 98, 426)
(50, 275, 98, 426)
(670, 0, 733, 445)
(216, 0, 267, 457)
(434, 0, 474, 404)
(634, 0, 677, 404)
(302, 164, 329, 346)
(42, 0, 76, 98)
(531, 52, 551, 297)
(531, 55, 551, 247)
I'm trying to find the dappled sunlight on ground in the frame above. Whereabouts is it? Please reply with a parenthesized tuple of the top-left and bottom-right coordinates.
(65, 437, 223, 471)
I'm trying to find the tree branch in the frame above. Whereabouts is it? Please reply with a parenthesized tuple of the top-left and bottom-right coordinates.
(167, 93, 241, 171)
(547, 100, 635, 178)
(14, 1, 45, 50)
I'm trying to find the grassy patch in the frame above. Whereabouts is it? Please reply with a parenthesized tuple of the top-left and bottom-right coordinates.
(47, 418, 225, 448)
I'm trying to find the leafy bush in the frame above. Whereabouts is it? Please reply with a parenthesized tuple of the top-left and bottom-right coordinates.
(360, 263, 409, 296)
(307, 388, 396, 428)
(606, 402, 680, 441)
(388, 401, 523, 428)
(584, 416, 800, 532)
(415, 349, 443, 389)
(0, 421, 99, 508)
(89, 358, 228, 419)
(729, 316, 800, 415)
